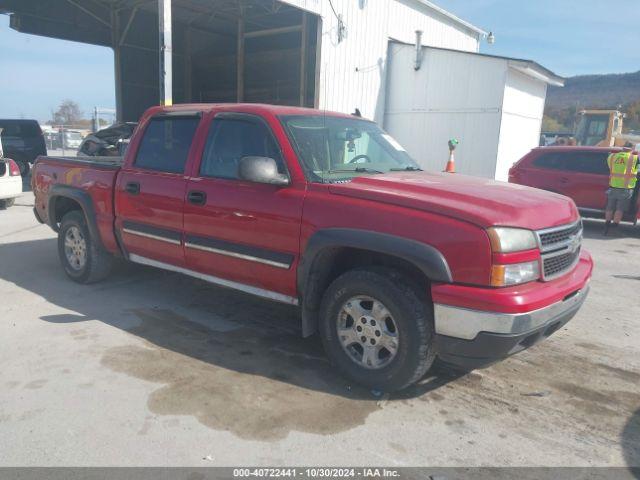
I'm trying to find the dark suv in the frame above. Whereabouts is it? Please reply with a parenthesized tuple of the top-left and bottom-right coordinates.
(0, 119, 47, 176)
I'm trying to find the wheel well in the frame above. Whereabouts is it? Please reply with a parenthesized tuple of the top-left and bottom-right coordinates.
(52, 196, 83, 225)
(304, 247, 431, 314)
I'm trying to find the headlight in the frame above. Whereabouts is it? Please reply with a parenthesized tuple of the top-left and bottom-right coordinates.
(491, 261, 540, 287)
(487, 227, 537, 253)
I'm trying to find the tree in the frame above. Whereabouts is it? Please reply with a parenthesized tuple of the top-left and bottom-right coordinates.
(51, 100, 83, 126)
(625, 99, 640, 132)
(541, 115, 566, 133)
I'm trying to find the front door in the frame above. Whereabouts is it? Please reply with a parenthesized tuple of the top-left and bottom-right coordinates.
(182, 112, 305, 302)
(115, 114, 202, 266)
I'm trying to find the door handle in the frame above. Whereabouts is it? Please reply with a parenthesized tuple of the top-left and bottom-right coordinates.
(187, 190, 207, 206)
(559, 177, 569, 184)
(125, 182, 140, 195)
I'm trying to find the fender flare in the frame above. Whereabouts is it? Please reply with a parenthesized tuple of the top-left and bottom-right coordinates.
(297, 228, 452, 337)
(47, 184, 106, 251)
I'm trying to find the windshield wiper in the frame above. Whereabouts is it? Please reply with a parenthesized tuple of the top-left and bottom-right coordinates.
(327, 167, 384, 174)
(389, 166, 423, 171)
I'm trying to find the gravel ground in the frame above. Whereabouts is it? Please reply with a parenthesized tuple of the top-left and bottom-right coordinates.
(0, 188, 638, 467)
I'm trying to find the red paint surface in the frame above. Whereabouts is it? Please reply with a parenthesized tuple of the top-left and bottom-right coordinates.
(32, 159, 120, 253)
(432, 250, 593, 314)
(492, 249, 541, 265)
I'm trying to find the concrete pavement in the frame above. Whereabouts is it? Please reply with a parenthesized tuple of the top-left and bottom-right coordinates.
(0, 190, 639, 467)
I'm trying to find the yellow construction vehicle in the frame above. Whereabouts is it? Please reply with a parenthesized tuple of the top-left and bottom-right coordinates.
(574, 109, 640, 147)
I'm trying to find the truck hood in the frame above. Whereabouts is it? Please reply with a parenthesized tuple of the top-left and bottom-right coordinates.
(328, 172, 579, 230)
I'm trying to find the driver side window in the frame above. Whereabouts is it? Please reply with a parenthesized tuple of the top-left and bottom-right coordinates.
(199, 117, 285, 180)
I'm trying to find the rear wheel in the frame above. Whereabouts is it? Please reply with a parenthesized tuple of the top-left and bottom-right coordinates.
(0, 198, 15, 209)
(58, 210, 113, 283)
(319, 268, 435, 392)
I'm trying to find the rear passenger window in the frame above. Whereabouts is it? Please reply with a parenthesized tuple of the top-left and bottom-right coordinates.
(0, 121, 40, 138)
(533, 151, 610, 175)
(533, 153, 566, 170)
(199, 117, 285, 180)
(18, 122, 41, 137)
(566, 152, 610, 175)
(134, 117, 200, 173)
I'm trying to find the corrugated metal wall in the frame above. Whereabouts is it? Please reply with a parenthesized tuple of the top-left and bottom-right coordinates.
(384, 43, 506, 177)
(282, 0, 481, 122)
(494, 69, 547, 181)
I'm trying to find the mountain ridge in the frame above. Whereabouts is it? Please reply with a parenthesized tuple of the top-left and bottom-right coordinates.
(544, 71, 640, 131)
(546, 70, 640, 109)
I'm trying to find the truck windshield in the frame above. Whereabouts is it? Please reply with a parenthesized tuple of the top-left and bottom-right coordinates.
(281, 115, 420, 183)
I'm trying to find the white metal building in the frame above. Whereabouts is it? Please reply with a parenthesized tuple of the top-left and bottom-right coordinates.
(3, 0, 561, 179)
(2, 0, 486, 121)
(383, 42, 564, 180)
(288, 0, 485, 122)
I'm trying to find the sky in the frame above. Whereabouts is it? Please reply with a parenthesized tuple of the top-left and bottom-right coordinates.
(1, 1, 639, 121)
(0, 16, 115, 123)
(437, 0, 640, 76)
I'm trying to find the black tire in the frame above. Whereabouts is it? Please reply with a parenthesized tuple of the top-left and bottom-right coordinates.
(319, 268, 435, 392)
(0, 198, 15, 209)
(58, 210, 113, 283)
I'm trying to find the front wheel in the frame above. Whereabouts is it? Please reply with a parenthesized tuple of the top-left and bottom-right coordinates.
(319, 269, 435, 392)
(58, 210, 113, 283)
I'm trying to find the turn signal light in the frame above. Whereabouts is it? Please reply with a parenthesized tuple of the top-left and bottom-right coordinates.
(491, 260, 540, 287)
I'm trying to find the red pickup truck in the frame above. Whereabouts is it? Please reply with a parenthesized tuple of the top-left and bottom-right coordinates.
(32, 104, 593, 391)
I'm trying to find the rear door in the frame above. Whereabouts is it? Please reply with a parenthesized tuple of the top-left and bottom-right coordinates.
(560, 151, 610, 210)
(115, 113, 202, 267)
(182, 111, 305, 301)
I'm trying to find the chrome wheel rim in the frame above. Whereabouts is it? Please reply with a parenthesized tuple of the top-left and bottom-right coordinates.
(64, 226, 87, 271)
(337, 295, 399, 370)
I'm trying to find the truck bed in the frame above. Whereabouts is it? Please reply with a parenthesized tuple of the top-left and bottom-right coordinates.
(36, 155, 124, 170)
(32, 155, 123, 253)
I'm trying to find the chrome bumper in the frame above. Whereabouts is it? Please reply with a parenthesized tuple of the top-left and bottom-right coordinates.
(434, 284, 590, 341)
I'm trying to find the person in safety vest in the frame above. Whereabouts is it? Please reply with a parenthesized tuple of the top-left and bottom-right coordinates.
(604, 145, 639, 235)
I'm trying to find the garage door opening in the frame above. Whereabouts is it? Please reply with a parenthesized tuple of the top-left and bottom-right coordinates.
(194, 2, 319, 107)
(114, 0, 321, 120)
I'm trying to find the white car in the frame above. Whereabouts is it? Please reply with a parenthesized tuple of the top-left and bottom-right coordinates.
(0, 158, 22, 209)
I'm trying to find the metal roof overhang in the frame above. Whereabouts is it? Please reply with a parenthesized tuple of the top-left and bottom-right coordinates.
(508, 60, 565, 87)
(413, 0, 487, 36)
(0, 0, 304, 46)
(389, 40, 566, 87)
(0, 0, 487, 45)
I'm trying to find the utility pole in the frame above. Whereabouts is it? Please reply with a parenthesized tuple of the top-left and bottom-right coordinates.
(158, 0, 173, 106)
(237, 15, 245, 102)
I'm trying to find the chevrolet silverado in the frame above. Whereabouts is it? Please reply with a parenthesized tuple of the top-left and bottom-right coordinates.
(32, 104, 593, 391)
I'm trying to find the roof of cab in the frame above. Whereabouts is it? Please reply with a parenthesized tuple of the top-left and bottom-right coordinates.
(532, 146, 623, 153)
(146, 103, 360, 119)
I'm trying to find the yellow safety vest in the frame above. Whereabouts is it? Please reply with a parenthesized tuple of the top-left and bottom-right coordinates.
(607, 151, 638, 189)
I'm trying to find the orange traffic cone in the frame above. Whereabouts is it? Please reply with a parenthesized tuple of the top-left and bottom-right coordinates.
(444, 138, 458, 173)
(444, 151, 455, 173)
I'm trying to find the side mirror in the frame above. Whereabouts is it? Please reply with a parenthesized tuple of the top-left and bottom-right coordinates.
(238, 156, 290, 186)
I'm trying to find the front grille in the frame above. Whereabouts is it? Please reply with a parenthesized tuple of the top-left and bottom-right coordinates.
(543, 248, 581, 279)
(538, 222, 582, 248)
(536, 220, 583, 280)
